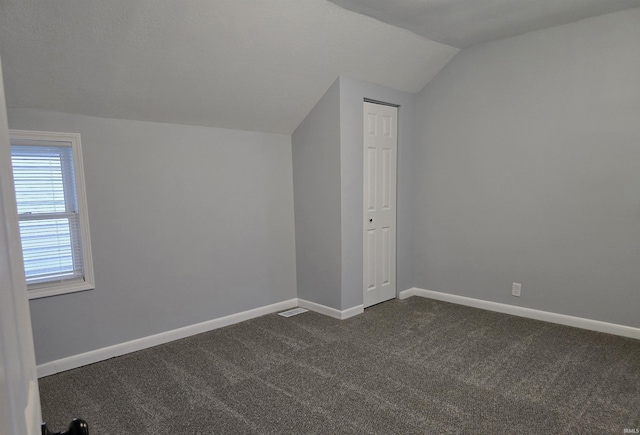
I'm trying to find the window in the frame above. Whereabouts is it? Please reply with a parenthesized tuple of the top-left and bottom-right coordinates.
(10, 130, 94, 299)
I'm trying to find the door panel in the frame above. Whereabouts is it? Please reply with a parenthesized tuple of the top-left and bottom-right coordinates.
(0, 56, 43, 435)
(363, 102, 397, 308)
(366, 229, 376, 290)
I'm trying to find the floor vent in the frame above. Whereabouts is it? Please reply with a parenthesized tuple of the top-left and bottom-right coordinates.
(278, 308, 309, 318)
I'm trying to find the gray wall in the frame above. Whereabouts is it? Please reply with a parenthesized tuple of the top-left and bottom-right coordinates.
(291, 80, 343, 309)
(414, 9, 640, 328)
(292, 77, 417, 311)
(8, 109, 297, 364)
(339, 77, 417, 309)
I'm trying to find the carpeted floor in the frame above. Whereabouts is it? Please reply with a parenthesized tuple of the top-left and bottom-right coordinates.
(39, 297, 640, 434)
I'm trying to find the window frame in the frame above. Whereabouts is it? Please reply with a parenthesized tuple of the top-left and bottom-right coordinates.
(9, 129, 95, 299)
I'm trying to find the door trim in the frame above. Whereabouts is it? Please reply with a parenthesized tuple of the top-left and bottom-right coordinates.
(363, 98, 400, 108)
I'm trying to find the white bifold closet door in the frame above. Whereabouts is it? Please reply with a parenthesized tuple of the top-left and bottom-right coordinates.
(363, 101, 397, 308)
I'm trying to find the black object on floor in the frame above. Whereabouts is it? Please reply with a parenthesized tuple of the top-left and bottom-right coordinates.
(42, 418, 89, 435)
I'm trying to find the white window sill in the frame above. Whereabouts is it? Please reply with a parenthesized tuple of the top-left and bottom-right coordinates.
(28, 279, 95, 300)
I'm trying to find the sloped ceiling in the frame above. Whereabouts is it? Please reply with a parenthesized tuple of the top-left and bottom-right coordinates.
(328, 0, 640, 49)
(2, 1, 637, 134)
(0, 0, 458, 134)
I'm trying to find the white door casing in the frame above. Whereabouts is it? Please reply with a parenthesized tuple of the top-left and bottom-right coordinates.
(363, 102, 397, 308)
(0, 57, 43, 435)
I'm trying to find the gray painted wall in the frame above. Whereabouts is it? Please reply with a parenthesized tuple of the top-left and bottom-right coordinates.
(339, 77, 417, 309)
(292, 77, 417, 311)
(8, 109, 297, 364)
(291, 80, 343, 309)
(414, 9, 640, 328)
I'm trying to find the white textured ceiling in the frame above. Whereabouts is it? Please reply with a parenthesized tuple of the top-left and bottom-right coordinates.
(0, 0, 458, 134)
(328, 0, 640, 48)
(4, 1, 636, 134)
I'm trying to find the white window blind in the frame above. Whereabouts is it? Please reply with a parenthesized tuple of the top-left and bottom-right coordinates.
(9, 130, 94, 299)
(11, 144, 85, 285)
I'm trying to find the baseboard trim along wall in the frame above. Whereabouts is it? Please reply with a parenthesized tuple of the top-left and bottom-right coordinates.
(297, 299, 364, 320)
(46, 287, 637, 377)
(400, 287, 640, 340)
(37, 298, 364, 377)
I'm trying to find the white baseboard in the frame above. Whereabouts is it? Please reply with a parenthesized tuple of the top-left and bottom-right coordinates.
(398, 288, 415, 300)
(37, 297, 366, 377)
(341, 304, 365, 319)
(37, 298, 298, 378)
(297, 298, 364, 320)
(406, 287, 640, 340)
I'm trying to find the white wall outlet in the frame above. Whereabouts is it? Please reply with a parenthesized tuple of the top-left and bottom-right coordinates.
(512, 282, 521, 297)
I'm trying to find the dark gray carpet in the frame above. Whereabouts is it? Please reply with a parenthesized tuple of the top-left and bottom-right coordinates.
(39, 297, 640, 434)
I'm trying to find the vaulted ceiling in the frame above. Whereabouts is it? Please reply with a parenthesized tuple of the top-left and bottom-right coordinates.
(328, 0, 640, 48)
(0, 0, 457, 134)
(1, 0, 638, 134)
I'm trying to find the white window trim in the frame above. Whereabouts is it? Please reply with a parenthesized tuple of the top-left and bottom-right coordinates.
(10, 129, 95, 299)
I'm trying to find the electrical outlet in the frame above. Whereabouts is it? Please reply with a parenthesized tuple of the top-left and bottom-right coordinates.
(512, 282, 521, 297)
